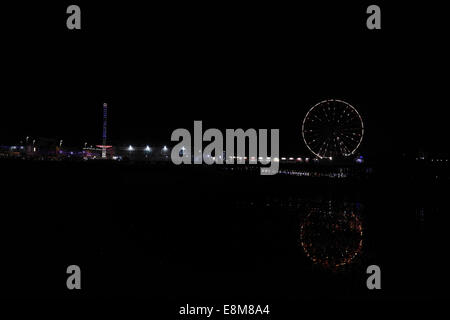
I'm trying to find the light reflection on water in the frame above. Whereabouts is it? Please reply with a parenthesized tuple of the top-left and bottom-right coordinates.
(235, 196, 366, 271)
(300, 201, 364, 271)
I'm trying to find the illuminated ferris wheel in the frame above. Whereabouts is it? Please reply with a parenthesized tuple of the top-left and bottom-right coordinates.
(302, 99, 364, 159)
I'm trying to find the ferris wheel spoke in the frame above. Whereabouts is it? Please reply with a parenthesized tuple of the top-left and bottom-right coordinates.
(339, 126, 361, 132)
(340, 135, 361, 143)
(318, 138, 331, 156)
(305, 129, 327, 137)
(321, 135, 334, 157)
(338, 116, 358, 128)
(306, 132, 325, 140)
(337, 135, 358, 154)
(338, 140, 346, 155)
(332, 136, 343, 156)
(340, 140, 351, 155)
(338, 131, 360, 142)
(309, 114, 324, 123)
(311, 140, 326, 151)
(339, 140, 355, 154)
(308, 121, 329, 129)
(321, 106, 331, 123)
(339, 134, 359, 143)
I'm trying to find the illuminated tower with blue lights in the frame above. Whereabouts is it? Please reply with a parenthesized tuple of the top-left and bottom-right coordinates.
(102, 103, 108, 158)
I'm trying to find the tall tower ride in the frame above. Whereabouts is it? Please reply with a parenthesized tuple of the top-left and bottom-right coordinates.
(102, 103, 108, 158)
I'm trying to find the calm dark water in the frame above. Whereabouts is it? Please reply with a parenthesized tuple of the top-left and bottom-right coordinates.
(1, 159, 448, 300)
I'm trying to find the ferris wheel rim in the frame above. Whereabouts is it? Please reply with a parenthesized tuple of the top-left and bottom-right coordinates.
(301, 99, 364, 159)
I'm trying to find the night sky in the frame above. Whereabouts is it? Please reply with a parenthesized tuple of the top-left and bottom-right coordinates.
(1, 2, 448, 157)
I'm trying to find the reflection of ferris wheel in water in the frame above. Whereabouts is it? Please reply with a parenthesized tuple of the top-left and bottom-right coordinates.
(302, 99, 364, 159)
(300, 203, 364, 270)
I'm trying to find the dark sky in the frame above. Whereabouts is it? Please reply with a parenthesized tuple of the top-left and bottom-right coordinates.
(1, 2, 448, 157)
